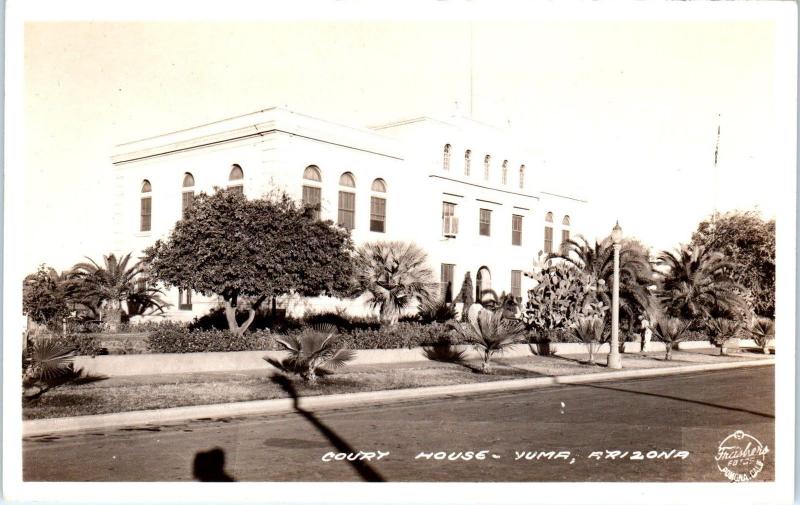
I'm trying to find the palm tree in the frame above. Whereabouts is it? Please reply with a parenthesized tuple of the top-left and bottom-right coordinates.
(748, 317, 775, 354)
(355, 241, 436, 325)
(448, 308, 526, 373)
(22, 335, 76, 399)
(265, 324, 356, 384)
(656, 245, 743, 324)
(555, 236, 654, 333)
(570, 316, 605, 365)
(70, 253, 165, 329)
(651, 316, 692, 361)
(706, 317, 742, 355)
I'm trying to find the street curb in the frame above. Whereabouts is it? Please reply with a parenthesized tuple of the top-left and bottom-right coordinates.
(23, 358, 774, 437)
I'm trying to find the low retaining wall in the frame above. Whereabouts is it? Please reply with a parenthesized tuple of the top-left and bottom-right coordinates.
(72, 339, 765, 378)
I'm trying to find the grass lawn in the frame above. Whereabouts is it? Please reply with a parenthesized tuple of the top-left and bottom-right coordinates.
(22, 349, 768, 421)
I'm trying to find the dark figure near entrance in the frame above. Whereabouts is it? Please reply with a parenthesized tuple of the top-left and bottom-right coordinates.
(193, 447, 235, 482)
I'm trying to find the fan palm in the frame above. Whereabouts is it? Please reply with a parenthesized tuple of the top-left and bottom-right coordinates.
(355, 241, 436, 325)
(748, 317, 775, 354)
(555, 236, 654, 330)
(448, 308, 526, 373)
(266, 324, 356, 384)
(651, 316, 692, 361)
(70, 253, 165, 328)
(706, 317, 742, 355)
(570, 316, 605, 365)
(22, 336, 76, 398)
(656, 245, 743, 323)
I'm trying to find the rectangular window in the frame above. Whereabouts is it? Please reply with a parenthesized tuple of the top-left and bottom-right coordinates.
(140, 197, 152, 232)
(338, 191, 355, 230)
(178, 288, 192, 310)
(370, 197, 386, 233)
(302, 185, 322, 220)
(181, 191, 194, 219)
(479, 209, 492, 236)
(441, 263, 455, 302)
(544, 226, 554, 254)
(442, 202, 458, 236)
(561, 229, 570, 246)
(512, 214, 523, 246)
(511, 270, 522, 302)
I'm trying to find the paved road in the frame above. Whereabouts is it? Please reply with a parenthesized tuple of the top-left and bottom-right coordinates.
(23, 366, 774, 482)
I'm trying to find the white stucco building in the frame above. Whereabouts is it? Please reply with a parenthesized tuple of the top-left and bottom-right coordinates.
(111, 107, 587, 320)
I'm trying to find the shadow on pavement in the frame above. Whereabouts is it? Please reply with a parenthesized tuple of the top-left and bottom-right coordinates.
(193, 447, 236, 482)
(271, 374, 386, 482)
(574, 382, 774, 419)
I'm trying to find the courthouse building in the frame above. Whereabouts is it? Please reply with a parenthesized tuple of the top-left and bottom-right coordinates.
(111, 107, 587, 320)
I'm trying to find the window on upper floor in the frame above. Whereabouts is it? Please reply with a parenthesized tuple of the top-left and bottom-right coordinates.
(302, 165, 322, 220)
(370, 178, 387, 233)
(479, 208, 492, 236)
(464, 150, 471, 176)
(228, 164, 244, 195)
(337, 172, 356, 230)
(512, 214, 523, 246)
(501, 160, 508, 185)
(544, 212, 554, 254)
(182, 172, 195, 219)
(484, 155, 491, 181)
(140, 179, 152, 232)
(519, 165, 526, 190)
(442, 202, 458, 237)
(443, 144, 451, 171)
(561, 215, 571, 250)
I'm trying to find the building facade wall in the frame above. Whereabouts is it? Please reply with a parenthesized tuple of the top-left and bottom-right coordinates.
(111, 108, 586, 321)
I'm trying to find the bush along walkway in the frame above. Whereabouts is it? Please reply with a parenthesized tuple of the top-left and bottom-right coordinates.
(23, 348, 773, 424)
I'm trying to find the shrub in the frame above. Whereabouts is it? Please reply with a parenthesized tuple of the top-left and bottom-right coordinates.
(147, 321, 276, 353)
(335, 321, 454, 350)
(265, 324, 356, 384)
(449, 309, 526, 373)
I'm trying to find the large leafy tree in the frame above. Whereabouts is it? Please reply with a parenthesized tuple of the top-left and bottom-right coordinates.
(554, 235, 654, 331)
(690, 211, 775, 317)
(656, 244, 743, 324)
(144, 190, 358, 335)
(354, 241, 436, 325)
(22, 265, 70, 325)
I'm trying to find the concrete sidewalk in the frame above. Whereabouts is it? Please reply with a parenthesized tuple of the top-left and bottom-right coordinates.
(23, 357, 774, 437)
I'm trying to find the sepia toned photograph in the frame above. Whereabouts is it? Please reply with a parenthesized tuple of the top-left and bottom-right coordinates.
(3, 2, 797, 504)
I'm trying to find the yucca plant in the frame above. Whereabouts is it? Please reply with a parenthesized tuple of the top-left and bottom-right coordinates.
(265, 324, 356, 384)
(22, 336, 77, 398)
(748, 317, 775, 354)
(570, 316, 605, 365)
(706, 317, 742, 355)
(651, 316, 692, 361)
(448, 308, 526, 373)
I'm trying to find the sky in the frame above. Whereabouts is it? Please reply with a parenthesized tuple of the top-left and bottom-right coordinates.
(18, 12, 793, 273)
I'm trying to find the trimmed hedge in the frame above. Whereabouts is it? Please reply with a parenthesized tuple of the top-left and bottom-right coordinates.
(146, 320, 456, 354)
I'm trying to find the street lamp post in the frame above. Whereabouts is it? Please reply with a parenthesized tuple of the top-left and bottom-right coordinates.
(607, 221, 623, 370)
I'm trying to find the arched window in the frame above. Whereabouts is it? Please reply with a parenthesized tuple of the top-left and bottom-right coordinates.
(544, 211, 554, 254)
(228, 164, 244, 195)
(302, 165, 322, 220)
(303, 165, 322, 182)
(476, 266, 493, 304)
(339, 172, 356, 187)
(519, 165, 526, 190)
(484, 155, 491, 181)
(443, 144, 451, 171)
(561, 215, 571, 248)
(140, 179, 152, 232)
(181, 173, 195, 218)
(371, 178, 387, 192)
(501, 160, 509, 185)
(464, 150, 471, 176)
(338, 172, 356, 230)
(370, 178, 387, 233)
